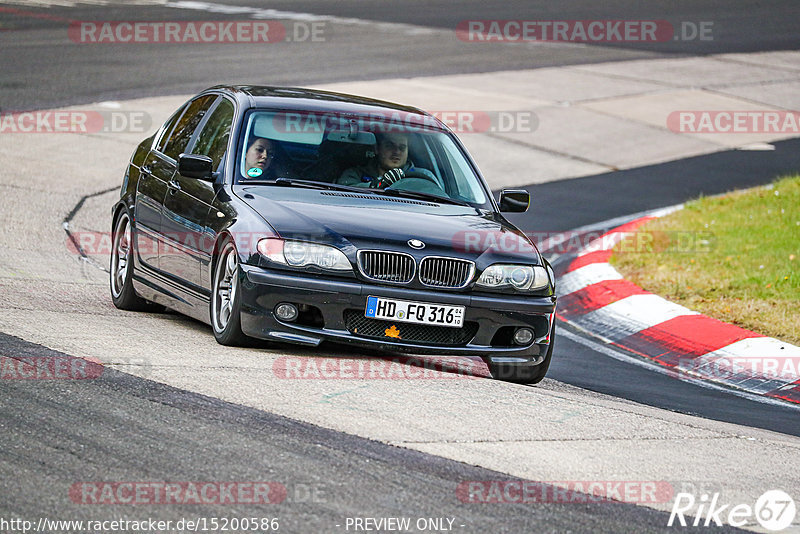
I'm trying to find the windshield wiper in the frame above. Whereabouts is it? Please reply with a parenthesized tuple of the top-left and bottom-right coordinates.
(275, 178, 359, 191)
(240, 179, 474, 207)
(240, 178, 369, 193)
(369, 187, 473, 207)
(275, 178, 371, 192)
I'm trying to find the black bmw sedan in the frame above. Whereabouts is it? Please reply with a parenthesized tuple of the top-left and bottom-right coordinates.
(111, 86, 556, 383)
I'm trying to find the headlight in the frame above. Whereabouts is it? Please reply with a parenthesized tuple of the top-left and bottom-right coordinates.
(257, 238, 351, 271)
(476, 264, 549, 291)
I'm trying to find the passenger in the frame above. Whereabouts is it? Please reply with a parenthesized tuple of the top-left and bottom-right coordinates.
(243, 137, 277, 179)
(338, 132, 435, 188)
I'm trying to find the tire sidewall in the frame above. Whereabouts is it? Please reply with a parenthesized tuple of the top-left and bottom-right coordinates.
(211, 238, 246, 345)
(110, 210, 141, 309)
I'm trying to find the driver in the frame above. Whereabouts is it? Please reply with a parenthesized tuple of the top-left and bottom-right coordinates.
(337, 132, 435, 188)
(244, 137, 277, 179)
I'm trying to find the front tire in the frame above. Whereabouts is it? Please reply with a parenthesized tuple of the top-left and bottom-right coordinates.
(110, 210, 154, 311)
(211, 238, 248, 346)
(488, 323, 555, 384)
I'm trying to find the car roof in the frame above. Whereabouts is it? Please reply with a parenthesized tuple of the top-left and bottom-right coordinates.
(204, 85, 447, 129)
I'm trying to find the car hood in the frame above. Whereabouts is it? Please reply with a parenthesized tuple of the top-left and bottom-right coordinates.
(237, 186, 542, 264)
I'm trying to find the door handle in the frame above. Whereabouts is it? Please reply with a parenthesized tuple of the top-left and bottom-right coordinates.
(141, 165, 152, 175)
(168, 179, 181, 193)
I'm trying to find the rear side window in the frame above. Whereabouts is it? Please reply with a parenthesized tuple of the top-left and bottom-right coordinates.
(191, 99, 235, 170)
(162, 95, 216, 161)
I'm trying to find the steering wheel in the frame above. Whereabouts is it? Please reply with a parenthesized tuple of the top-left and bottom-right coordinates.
(392, 170, 440, 186)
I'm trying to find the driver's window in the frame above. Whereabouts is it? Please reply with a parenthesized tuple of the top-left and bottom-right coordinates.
(190, 99, 234, 171)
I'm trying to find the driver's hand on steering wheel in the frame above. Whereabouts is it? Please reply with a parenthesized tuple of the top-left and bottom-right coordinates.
(370, 168, 404, 189)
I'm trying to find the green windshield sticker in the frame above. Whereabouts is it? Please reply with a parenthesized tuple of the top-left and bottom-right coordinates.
(246, 167, 263, 178)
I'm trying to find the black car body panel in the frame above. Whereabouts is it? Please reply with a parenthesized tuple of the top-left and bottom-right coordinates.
(112, 86, 557, 380)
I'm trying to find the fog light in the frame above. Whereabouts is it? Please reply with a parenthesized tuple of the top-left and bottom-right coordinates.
(275, 303, 299, 322)
(513, 328, 534, 346)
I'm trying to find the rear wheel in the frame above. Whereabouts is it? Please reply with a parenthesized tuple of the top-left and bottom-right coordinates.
(211, 238, 248, 346)
(110, 210, 156, 311)
(488, 323, 555, 384)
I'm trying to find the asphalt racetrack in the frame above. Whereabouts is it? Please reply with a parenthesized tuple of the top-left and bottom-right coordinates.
(1, 2, 799, 533)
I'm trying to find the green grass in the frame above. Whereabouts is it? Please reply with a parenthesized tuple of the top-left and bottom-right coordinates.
(610, 175, 799, 345)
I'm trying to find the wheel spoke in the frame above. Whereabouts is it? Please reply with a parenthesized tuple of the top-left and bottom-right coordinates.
(116, 262, 127, 286)
(213, 245, 240, 332)
(119, 227, 131, 256)
(219, 300, 231, 325)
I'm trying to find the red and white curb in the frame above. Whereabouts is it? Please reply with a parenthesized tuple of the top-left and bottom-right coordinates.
(551, 211, 800, 405)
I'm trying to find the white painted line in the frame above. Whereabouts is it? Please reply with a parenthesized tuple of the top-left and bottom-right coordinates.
(556, 263, 622, 297)
(648, 205, 684, 218)
(574, 208, 682, 257)
(738, 143, 776, 151)
(165, 0, 593, 49)
(705, 336, 800, 360)
(167, 0, 437, 35)
(577, 230, 628, 256)
(3, 0, 166, 5)
(570, 294, 697, 343)
(559, 326, 800, 411)
(541, 203, 684, 256)
(690, 337, 800, 385)
(555, 207, 800, 404)
(725, 376, 795, 395)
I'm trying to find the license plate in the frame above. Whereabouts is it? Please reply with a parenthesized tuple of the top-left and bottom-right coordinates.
(365, 296, 465, 328)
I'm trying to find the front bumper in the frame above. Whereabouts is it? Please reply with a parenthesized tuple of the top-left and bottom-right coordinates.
(239, 265, 556, 364)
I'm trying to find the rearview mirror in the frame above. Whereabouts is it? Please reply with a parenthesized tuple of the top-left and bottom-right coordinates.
(178, 153, 214, 181)
(326, 130, 376, 145)
(499, 189, 530, 212)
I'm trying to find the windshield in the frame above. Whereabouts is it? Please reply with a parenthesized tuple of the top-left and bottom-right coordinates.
(236, 109, 490, 206)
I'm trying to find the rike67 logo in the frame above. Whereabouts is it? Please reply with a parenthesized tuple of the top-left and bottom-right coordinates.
(669, 490, 796, 531)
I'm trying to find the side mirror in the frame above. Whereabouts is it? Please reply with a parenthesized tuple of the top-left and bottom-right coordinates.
(499, 189, 530, 212)
(178, 153, 214, 181)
